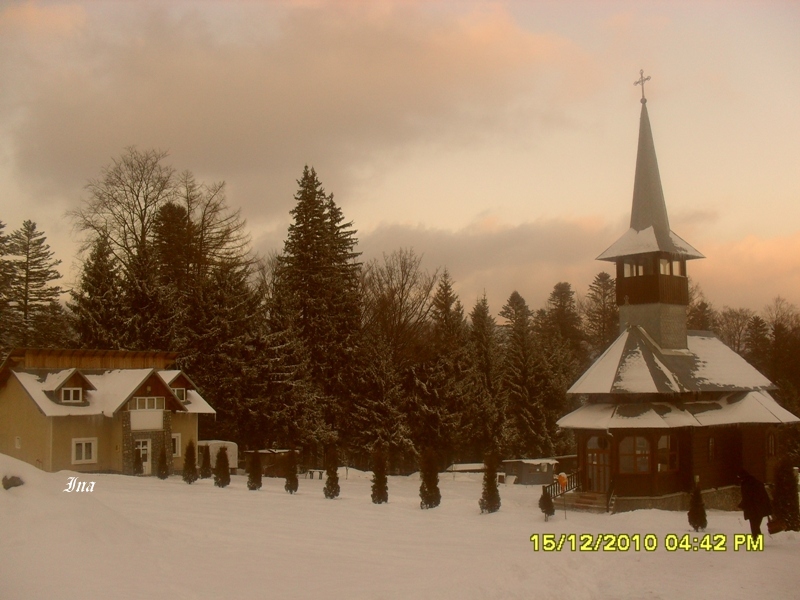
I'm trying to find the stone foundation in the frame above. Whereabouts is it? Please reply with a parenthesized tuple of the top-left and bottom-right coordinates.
(613, 485, 742, 513)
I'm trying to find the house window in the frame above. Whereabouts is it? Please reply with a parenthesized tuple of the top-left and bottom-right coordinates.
(708, 437, 715, 462)
(619, 436, 650, 473)
(172, 434, 181, 458)
(72, 438, 98, 465)
(128, 397, 165, 410)
(173, 388, 186, 402)
(62, 388, 83, 403)
(657, 435, 679, 472)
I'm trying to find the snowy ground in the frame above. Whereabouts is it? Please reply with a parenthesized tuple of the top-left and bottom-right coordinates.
(1, 453, 798, 600)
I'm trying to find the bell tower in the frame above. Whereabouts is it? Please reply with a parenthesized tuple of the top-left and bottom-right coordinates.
(596, 72, 704, 350)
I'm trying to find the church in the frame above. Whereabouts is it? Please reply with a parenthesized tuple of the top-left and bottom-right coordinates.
(557, 73, 799, 511)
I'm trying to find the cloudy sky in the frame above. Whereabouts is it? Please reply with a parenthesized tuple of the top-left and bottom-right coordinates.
(2, 0, 799, 316)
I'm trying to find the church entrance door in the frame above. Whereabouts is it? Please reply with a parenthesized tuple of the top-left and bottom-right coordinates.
(586, 436, 611, 493)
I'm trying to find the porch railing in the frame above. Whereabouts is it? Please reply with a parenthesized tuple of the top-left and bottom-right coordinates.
(543, 469, 581, 499)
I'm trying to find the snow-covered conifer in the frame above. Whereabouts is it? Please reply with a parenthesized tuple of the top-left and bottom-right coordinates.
(157, 445, 169, 479)
(323, 444, 340, 499)
(419, 446, 441, 509)
(214, 447, 231, 488)
(284, 448, 299, 494)
(687, 485, 707, 531)
(247, 450, 262, 491)
(479, 450, 501, 514)
(371, 445, 388, 504)
(183, 440, 198, 484)
(539, 487, 555, 521)
(200, 445, 212, 479)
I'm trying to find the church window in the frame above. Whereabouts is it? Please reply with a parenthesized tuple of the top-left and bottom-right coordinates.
(657, 435, 679, 472)
(659, 258, 670, 275)
(619, 436, 650, 473)
(672, 260, 683, 276)
(708, 437, 715, 462)
(767, 433, 776, 457)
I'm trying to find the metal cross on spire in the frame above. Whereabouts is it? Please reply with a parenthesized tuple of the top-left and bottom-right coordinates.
(634, 69, 651, 103)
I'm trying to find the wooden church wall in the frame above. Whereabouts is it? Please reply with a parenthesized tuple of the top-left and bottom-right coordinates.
(691, 426, 741, 489)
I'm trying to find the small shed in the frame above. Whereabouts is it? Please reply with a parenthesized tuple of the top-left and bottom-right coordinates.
(198, 440, 238, 474)
(243, 449, 296, 477)
(502, 458, 559, 485)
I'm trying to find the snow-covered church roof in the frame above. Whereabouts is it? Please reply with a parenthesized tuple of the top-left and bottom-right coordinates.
(557, 390, 799, 429)
(568, 326, 773, 396)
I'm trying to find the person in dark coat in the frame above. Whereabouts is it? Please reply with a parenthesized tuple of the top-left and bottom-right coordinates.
(737, 469, 772, 538)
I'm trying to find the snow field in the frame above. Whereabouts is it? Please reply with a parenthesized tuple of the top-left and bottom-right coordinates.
(1, 453, 798, 600)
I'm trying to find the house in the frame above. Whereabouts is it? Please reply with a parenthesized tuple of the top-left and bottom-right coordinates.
(0, 348, 215, 475)
(502, 458, 559, 485)
(556, 80, 799, 511)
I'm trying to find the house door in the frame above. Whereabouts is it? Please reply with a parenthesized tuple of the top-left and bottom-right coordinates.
(135, 440, 152, 475)
(586, 436, 610, 493)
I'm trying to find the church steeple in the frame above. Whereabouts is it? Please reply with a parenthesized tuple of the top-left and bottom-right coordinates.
(595, 72, 704, 350)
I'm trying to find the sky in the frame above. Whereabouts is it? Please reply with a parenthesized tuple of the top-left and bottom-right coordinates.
(1, 0, 799, 316)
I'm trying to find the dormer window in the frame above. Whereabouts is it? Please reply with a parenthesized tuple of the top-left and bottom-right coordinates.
(173, 388, 186, 402)
(62, 388, 83, 403)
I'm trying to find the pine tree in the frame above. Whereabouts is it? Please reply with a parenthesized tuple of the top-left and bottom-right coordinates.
(371, 445, 389, 504)
(6, 220, 65, 347)
(68, 234, 125, 349)
(687, 485, 707, 531)
(772, 455, 800, 531)
(157, 445, 169, 479)
(419, 446, 441, 509)
(284, 448, 299, 494)
(582, 272, 618, 355)
(199, 445, 212, 479)
(133, 449, 143, 476)
(499, 291, 549, 458)
(214, 447, 231, 488)
(0, 221, 12, 351)
(323, 443, 340, 499)
(183, 440, 198, 484)
(247, 450, 263, 491)
(539, 487, 555, 521)
(478, 449, 501, 514)
(277, 166, 361, 442)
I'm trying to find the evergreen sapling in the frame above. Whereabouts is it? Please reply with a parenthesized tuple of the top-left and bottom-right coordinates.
(479, 450, 501, 514)
(157, 445, 169, 479)
(183, 440, 198, 484)
(214, 447, 231, 488)
(284, 448, 299, 494)
(247, 450, 262, 491)
(419, 447, 441, 509)
(199, 445, 212, 479)
(371, 445, 389, 504)
(323, 444, 340, 499)
(772, 456, 800, 531)
(539, 487, 555, 521)
(687, 485, 707, 531)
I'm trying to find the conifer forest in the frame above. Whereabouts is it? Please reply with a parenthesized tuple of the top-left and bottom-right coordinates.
(2, 147, 799, 471)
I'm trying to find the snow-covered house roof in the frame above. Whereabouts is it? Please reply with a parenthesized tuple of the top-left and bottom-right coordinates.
(568, 326, 774, 396)
(12, 368, 215, 417)
(557, 390, 799, 430)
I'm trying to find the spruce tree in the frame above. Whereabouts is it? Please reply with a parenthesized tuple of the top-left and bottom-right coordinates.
(687, 485, 707, 531)
(419, 446, 441, 509)
(157, 445, 169, 479)
(183, 440, 198, 484)
(582, 272, 618, 355)
(284, 448, 299, 494)
(0, 221, 12, 351)
(772, 455, 800, 531)
(199, 445, 212, 479)
(247, 450, 263, 491)
(479, 449, 501, 514)
(371, 445, 389, 504)
(6, 220, 66, 347)
(323, 444, 340, 499)
(214, 447, 231, 488)
(133, 449, 143, 476)
(277, 166, 361, 443)
(539, 487, 555, 521)
(68, 234, 125, 349)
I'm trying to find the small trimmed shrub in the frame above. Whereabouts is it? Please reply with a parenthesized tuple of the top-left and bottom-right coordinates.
(183, 440, 198, 484)
(157, 445, 169, 479)
(323, 444, 340, 499)
(371, 445, 388, 504)
(479, 450, 501, 514)
(688, 485, 707, 531)
(539, 488, 555, 521)
(214, 447, 231, 488)
(248, 450, 262, 491)
(284, 448, 299, 494)
(199, 445, 212, 479)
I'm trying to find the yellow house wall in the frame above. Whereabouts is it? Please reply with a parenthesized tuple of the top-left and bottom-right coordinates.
(50, 414, 116, 473)
(0, 376, 52, 471)
(170, 412, 198, 472)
